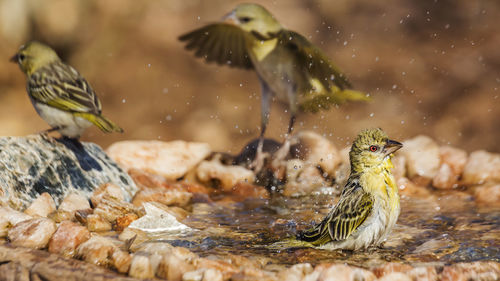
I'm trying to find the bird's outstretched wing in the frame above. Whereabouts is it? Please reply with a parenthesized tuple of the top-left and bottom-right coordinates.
(275, 30, 369, 112)
(179, 23, 253, 69)
(277, 30, 351, 90)
(297, 180, 373, 246)
(28, 62, 101, 114)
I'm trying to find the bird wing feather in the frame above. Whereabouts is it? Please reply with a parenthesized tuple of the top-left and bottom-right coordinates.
(277, 30, 352, 90)
(28, 62, 101, 114)
(274, 30, 369, 113)
(179, 23, 253, 69)
(298, 179, 373, 245)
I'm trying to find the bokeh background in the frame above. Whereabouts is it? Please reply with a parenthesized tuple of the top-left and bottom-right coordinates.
(0, 0, 498, 153)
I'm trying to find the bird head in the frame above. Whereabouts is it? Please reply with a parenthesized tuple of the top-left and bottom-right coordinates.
(10, 41, 60, 76)
(349, 128, 403, 173)
(223, 3, 282, 38)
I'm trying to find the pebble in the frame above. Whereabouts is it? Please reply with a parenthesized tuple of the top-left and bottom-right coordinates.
(76, 235, 117, 267)
(156, 250, 196, 281)
(48, 220, 91, 258)
(432, 146, 468, 189)
(196, 158, 255, 191)
(277, 263, 313, 281)
(132, 187, 192, 207)
(290, 131, 342, 176)
(0, 207, 32, 237)
(86, 214, 112, 232)
(90, 183, 125, 207)
(114, 213, 139, 232)
(317, 264, 376, 281)
(23, 192, 56, 217)
(373, 262, 413, 277)
(107, 140, 211, 180)
(440, 261, 500, 281)
(474, 184, 500, 206)
(462, 150, 500, 185)
(129, 254, 155, 279)
(127, 202, 191, 233)
(112, 250, 133, 274)
(58, 193, 91, 218)
(8, 217, 56, 249)
(400, 135, 440, 185)
(93, 194, 140, 223)
(284, 159, 331, 197)
(225, 182, 270, 201)
(377, 272, 412, 281)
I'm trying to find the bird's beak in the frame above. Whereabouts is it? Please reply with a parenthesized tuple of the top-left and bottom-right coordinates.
(384, 139, 403, 156)
(10, 53, 19, 63)
(222, 10, 238, 25)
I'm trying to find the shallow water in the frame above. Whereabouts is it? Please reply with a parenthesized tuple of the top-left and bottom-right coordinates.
(147, 190, 500, 268)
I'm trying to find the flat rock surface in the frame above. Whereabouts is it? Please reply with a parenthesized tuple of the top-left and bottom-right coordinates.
(0, 135, 137, 210)
(107, 140, 211, 180)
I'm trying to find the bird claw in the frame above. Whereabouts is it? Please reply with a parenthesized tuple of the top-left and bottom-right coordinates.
(271, 137, 291, 169)
(249, 150, 270, 173)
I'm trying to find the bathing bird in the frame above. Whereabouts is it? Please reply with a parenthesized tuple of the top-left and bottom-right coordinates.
(297, 128, 402, 250)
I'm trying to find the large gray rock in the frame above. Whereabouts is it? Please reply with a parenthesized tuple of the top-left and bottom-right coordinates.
(0, 135, 137, 210)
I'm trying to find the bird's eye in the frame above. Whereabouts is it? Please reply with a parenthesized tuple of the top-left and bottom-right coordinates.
(18, 54, 25, 61)
(369, 145, 379, 152)
(239, 17, 252, 23)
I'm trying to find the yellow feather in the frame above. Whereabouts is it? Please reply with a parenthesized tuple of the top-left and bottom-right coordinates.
(250, 38, 278, 61)
(73, 113, 123, 133)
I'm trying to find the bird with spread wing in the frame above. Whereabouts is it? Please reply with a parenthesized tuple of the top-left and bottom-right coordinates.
(179, 3, 369, 172)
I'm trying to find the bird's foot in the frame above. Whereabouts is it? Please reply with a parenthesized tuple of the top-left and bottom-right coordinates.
(38, 126, 62, 135)
(249, 149, 270, 174)
(271, 137, 292, 170)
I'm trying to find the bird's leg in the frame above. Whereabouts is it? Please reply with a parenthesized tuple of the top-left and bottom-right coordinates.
(271, 115, 295, 169)
(249, 78, 272, 173)
(272, 83, 297, 169)
(39, 126, 62, 135)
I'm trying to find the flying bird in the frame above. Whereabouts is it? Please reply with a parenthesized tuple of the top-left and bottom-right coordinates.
(179, 3, 368, 171)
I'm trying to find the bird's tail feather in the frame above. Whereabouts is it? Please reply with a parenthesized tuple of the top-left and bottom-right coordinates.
(268, 238, 316, 250)
(74, 113, 124, 133)
(297, 224, 332, 246)
(335, 89, 371, 103)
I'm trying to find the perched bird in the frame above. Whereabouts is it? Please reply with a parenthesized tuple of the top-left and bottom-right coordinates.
(297, 128, 402, 250)
(11, 41, 123, 139)
(179, 3, 369, 171)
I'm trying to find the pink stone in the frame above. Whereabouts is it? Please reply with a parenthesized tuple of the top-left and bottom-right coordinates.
(129, 254, 155, 279)
(440, 261, 500, 281)
(112, 250, 132, 274)
(48, 220, 91, 258)
(58, 193, 91, 216)
(432, 146, 467, 189)
(462, 150, 500, 185)
(8, 218, 56, 249)
(90, 183, 125, 207)
(132, 188, 192, 207)
(106, 140, 211, 180)
(24, 192, 56, 217)
(400, 135, 440, 183)
(76, 236, 116, 267)
(474, 184, 500, 206)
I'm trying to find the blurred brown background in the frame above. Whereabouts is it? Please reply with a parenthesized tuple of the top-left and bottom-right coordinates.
(0, 0, 498, 153)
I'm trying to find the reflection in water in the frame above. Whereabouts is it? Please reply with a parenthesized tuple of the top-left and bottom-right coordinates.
(146, 191, 500, 268)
